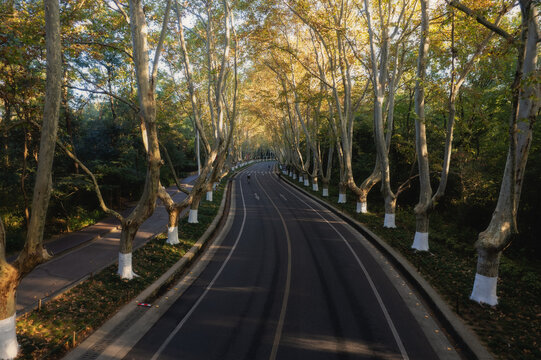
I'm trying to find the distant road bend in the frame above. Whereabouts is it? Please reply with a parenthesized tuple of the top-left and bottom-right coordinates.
(124, 162, 460, 360)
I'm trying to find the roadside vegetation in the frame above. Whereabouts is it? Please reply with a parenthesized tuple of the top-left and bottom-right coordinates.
(15, 183, 226, 360)
(1, 1, 539, 359)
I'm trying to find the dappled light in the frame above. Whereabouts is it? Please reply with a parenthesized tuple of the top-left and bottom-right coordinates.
(0, 0, 540, 359)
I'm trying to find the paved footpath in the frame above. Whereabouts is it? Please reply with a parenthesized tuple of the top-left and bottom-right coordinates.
(15, 175, 198, 315)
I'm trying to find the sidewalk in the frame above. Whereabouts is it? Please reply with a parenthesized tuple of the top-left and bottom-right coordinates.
(15, 174, 199, 315)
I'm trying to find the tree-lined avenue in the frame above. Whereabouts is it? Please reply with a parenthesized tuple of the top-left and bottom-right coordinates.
(124, 162, 457, 360)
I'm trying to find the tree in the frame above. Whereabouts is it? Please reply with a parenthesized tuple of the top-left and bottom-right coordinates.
(0, 0, 62, 357)
(359, 0, 416, 226)
(110, 0, 171, 279)
(450, 0, 540, 305)
(287, 0, 367, 205)
(172, 0, 238, 224)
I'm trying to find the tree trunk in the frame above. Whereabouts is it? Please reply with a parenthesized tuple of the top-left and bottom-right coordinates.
(363, 0, 397, 224)
(189, 196, 201, 224)
(118, 223, 138, 279)
(115, 0, 170, 279)
(446, 0, 539, 305)
(0, 241, 18, 359)
(412, 0, 432, 251)
(338, 182, 347, 203)
(196, 130, 201, 175)
(166, 207, 181, 245)
(321, 143, 333, 197)
(357, 162, 381, 213)
(0, 0, 62, 357)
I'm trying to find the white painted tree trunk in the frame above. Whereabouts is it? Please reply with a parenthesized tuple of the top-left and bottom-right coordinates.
(0, 314, 17, 360)
(304, 179, 309, 186)
(384, 213, 396, 228)
(299, 175, 303, 183)
(356, 201, 367, 214)
(361, 201, 367, 213)
(167, 226, 179, 245)
(292, 173, 297, 180)
(412, 232, 429, 251)
(322, 188, 329, 197)
(338, 193, 346, 203)
(470, 273, 498, 306)
(118, 252, 138, 280)
(188, 209, 198, 223)
(206, 191, 213, 202)
(312, 183, 319, 191)
(412, 0, 432, 252)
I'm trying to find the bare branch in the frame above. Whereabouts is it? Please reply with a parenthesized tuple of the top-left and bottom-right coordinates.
(110, 0, 130, 24)
(66, 85, 139, 112)
(151, 0, 172, 91)
(447, 0, 516, 43)
(73, 40, 133, 60)
(160, 143, 191, 194)
(32, 119, 124, 222)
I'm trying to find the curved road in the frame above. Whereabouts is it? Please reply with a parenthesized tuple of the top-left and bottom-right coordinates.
(123, 162, 460, 360)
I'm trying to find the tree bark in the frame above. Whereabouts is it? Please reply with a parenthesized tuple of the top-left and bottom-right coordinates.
(412, 0, 432, 251)
(114, 0, 171, 279)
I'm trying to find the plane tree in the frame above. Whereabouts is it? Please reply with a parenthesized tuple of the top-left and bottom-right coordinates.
(448, 0, 540, 305)
(0, 0, 62, 357)
(410, 0, 511, 251)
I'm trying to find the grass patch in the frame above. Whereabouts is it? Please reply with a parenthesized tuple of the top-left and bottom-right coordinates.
(15, 181, 227, 359)
(287, 177, 540, 360)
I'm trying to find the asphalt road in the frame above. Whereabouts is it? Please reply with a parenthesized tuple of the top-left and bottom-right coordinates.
(123, 162, 459, 360)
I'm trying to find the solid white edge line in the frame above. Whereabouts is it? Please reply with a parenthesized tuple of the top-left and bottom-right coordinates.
(150, 180, 248, 360)
(254, 175, 292, 360)
(272, 176, 409, 360)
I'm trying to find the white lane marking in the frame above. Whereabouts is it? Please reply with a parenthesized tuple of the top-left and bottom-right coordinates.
(254, 175, 292, 360)
(254, 193, 260, 200)
(150, 181, 248, 360)
(279, 194, 287, 201)
(273, 178, 409, 360)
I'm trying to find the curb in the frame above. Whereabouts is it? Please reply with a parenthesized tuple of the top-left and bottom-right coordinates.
(16, 186, 193, 317)
(63, 178, 233, 360)
(281, 175, 493, 360)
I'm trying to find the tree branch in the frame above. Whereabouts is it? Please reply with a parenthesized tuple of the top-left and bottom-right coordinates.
(28, 119, 124, 222)
(160, 143, 191, 194)
(151, 0, 172, 91)
(66, 85, 139, 112)
(109, 0, 130, 24)
(447, 0, 516, 43)
(73, 40, 133, 60)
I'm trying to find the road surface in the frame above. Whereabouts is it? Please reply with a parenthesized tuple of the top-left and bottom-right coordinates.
(123, 162, 459, 360)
